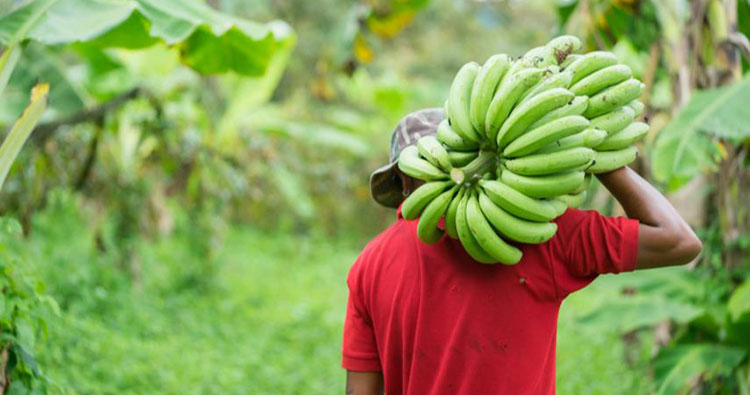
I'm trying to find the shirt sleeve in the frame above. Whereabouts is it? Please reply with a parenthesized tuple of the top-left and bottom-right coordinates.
(549, 208, 639, 299)
(342, 258, 381, 372)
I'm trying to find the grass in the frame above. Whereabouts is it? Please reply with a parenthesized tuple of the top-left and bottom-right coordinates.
(31, 227, 357, 394)
(19, 197, 650, 394)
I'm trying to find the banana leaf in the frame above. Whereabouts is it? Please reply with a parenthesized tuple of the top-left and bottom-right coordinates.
(653, 344, 746, 395)
(0, 0, 295, 76)
(651, 76, 750, 190)
(0, 83, 49, 190)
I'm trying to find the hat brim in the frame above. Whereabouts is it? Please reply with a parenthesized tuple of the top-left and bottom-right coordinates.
(370, 161, 403, 208)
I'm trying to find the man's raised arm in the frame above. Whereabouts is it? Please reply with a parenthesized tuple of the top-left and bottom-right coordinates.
(597, 166, 702, 269)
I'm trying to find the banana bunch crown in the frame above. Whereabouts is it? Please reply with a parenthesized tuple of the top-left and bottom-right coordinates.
(397, 35, 649, 265)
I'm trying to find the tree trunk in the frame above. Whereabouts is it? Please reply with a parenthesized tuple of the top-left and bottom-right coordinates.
(710, 0, 747, 269)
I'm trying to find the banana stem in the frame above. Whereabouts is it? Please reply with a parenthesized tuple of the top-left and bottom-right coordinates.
(450, 150, 497, 185)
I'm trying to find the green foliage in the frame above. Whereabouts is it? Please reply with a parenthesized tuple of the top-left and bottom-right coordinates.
(0, 217, 58, 393)
(0, 43, 19, 95)
(728, 281, 750, 323)
(0, 1, 299, 389)
(0, 0, 296, 123)
(558, 0, 660, 50)
(727, 281, 750, 350)
(653, 344, 746, 395)
(0, 0, 295, 76)
(0, 43, 85, 123)
(557, 282, 653, 394)
(652, 76, 750, 190)
(575, 263, 750, 393)
(22, 196, 356, 392)
(579, 296, 703, 333)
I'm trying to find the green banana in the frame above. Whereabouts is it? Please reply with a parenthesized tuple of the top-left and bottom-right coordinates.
(401, 180, 452, 220)
(479, 179, 566, 222)
(470, 54, 510, 134)
(528, 95, 589, 130)
(496, 88, 575, 148)
(596, 122, 649, 151)
(512, 46, 555, 72)
(398, 145, 449, 181)
(504, 147, 595, 176)
(571, 161, 595, 172)
(437, 120, 480, 151)
(447, 62, 482, 142)
(627, 100, 644, 117)
(485, 67, 545, 142)
(448, 150, 478, 167)
(582, 128, 609, 148)
(560, 54, 582, 69)
(467, 192, 523, 264)
(589, 106, 635, 135)
(537, 128, 608, 153)
(583, 79, 645, 118)
(565, 51, 619, 85)
(477, 192, 558, 244)
(417, 135, 452, 171)
(456, 191, 496, 263)
(444, 187, 465, 239)
(501, 169, 585, 198)
(569, 64, 632, 96)
(586, 146, 638, 174)
(570, 173, 591, 194)
(503, 115, 590, 158)
(552, 198, 569, 216)
(417, 186, 458, 244)
(520, 69, 573, 102)
(557, 190, 587, 208)
(545, 35, 583, 64)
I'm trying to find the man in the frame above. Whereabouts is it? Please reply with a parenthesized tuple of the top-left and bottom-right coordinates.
(342, 108, 702, 394)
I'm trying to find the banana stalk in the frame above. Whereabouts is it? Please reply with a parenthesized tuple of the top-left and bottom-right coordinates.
(450, 150, 497, 185)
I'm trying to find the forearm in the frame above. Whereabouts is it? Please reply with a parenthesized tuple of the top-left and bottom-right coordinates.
(596, 166, 702, 268)
(596, 167, 682, 228)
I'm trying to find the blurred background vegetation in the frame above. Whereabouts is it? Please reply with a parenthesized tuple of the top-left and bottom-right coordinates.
(0, 0, 748, 393)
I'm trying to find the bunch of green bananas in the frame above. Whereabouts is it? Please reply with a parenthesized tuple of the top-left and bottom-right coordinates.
(397, 35, 649, 265)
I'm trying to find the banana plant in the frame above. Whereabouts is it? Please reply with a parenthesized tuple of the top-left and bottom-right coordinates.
(0, 0, 295, 124)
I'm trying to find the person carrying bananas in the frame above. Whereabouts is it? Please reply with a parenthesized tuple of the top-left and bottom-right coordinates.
(342, 108, 702, 395)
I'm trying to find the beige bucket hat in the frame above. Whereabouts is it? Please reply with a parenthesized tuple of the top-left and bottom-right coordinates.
(369, 108, 445, 208)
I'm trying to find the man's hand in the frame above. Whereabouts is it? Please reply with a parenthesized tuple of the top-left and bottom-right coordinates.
(346, 370, 384, 395)
(597, 166, 702, 269)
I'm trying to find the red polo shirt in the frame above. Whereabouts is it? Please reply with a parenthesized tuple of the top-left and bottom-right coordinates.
(342, 207, 639, 394)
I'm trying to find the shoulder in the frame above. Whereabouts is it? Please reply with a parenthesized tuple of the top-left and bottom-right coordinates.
(347, 218, 417, 284)
(554, 208, 635, 235)
(553, 208, 630, 238)
(546, 208, 629, 259)
(553, 207, 598, 227)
